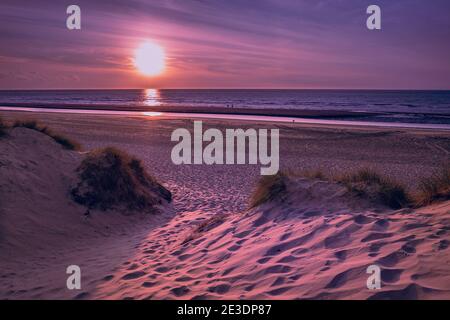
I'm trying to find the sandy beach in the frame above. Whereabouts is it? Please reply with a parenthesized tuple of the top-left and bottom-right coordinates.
(0, 110, 449, 300)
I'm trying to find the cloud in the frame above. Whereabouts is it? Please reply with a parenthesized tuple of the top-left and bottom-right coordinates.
(0, 0, 449, 89)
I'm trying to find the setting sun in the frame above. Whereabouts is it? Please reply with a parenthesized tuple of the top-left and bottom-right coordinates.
(133, 41, 165, 76)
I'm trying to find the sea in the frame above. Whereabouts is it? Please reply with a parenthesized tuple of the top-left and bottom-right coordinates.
(0, 89, 449, 125)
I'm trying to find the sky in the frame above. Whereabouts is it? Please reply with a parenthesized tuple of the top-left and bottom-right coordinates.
(0, 0, 449, 90)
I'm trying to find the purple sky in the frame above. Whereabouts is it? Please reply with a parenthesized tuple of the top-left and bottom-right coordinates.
(0, 0, 449, 89)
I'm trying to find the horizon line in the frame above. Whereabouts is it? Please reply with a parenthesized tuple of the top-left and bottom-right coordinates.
(1, 88, 449, 91)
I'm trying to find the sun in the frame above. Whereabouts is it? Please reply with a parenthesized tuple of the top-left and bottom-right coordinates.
(134, 41, 165, 76)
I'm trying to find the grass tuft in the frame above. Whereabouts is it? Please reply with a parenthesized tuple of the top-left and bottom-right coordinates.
(0, 116, 7, 137)
(336, 168, 409, 209)
(71, 147, 172, 212)
(13, 120, 81, 150)
(297, 169, 326, 180)
(249, 172, 288, 208)
(414, 165, 450, 207)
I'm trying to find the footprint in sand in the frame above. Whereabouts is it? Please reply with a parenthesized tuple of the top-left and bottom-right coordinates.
(369, 242, 386, 254)
(291, 247, 309, 256)
(175, 276, 193, 282)
(334, 250, 347, 261)
(325, 266, 365, 289)
(280, 232, 292, 241)
(257, 257, 271, 264)
(267, 286, 292, 296)
(400, 239, 423, 254)
(74, 292, 90, 300)
(222, 267, 236, 276)
(377, 249, 412, 267)
(368, 283, 437, 300)
(260, 265, 292, 275)
(277, 255, 298, 263)
(155, 266, 171, 273)
(171, 286, 190, 297)
(401, 223, 430, 232)
(381, 269, 403, 283)
(361, 232, 393, 243)
(121, 271, 146, 280)
(324, 224, 361, 249)
(271, 276, 285, 286)
(244, 284, 256, 292)
(354, 214, 374, 225)
(227, 244, 241, 252)
(208, 284, 231, 294)
(126, 263, 139, 271)
(437, 239, 449, 250)
(102, 275, 114, 282)
(141, 281, 157, 288)
(372, 218, 390, 230)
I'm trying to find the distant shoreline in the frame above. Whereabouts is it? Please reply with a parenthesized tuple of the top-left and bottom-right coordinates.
(0, 102, 379, 119)
(1, 105, 450, 131)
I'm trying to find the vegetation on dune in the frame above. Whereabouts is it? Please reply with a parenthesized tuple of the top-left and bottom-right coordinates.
(251, 165, 450, 210)
(250, 168, 413, 210)
(415, 164, 450, 207)
(0, 116, 8, 137)
(335, 168, 410, 209)
(289, 169, 326, 180)
(249, 171, 288, 208)
(71, 147, 172, 213)
(13, 119, 81, 150)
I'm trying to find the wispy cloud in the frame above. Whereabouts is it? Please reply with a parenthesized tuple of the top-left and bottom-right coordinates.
(0, 0, 449, 89)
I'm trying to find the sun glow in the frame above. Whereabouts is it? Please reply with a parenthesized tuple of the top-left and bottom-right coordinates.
(134, 41, 165, 76)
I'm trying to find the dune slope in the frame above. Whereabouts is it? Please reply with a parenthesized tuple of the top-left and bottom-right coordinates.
(0, 127, 449, 300)
(0, 128, 173, 299)
(93, 178, 450, 300)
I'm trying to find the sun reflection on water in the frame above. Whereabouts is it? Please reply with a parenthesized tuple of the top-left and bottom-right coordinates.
(143, 88, 161, 106)
(142, 111, 163, 117)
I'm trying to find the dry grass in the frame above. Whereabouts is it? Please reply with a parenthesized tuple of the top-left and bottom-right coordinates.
(71, 147, 172, 212)
(249, 172, 288, 208)
(250, 166, 450, 210)
(414, 165, 450, 207)
(13, 120, 81, 150)
(335, 168, 410, 209)
(293, 169, 326, 180)
(0, 116, 8, 137)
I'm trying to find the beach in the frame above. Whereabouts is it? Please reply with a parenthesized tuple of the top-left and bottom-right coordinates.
(0, 110, 449, 299)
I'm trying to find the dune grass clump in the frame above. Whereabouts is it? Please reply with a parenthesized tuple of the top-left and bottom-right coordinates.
(415, 165, 450, 207)
(0, 116, 7, 137)
(250, 171, 288, 208)
(13, 119, 81, 150)
(336, 168, 409, 209)
(71, 147, 172, 212)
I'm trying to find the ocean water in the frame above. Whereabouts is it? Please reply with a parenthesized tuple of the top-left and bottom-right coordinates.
(0, 89, 449, 124)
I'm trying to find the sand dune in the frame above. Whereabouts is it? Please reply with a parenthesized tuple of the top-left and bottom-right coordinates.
(92, 178, 450, 300)
(0, 120, 449, 300)
(0, 128, 173, 299)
